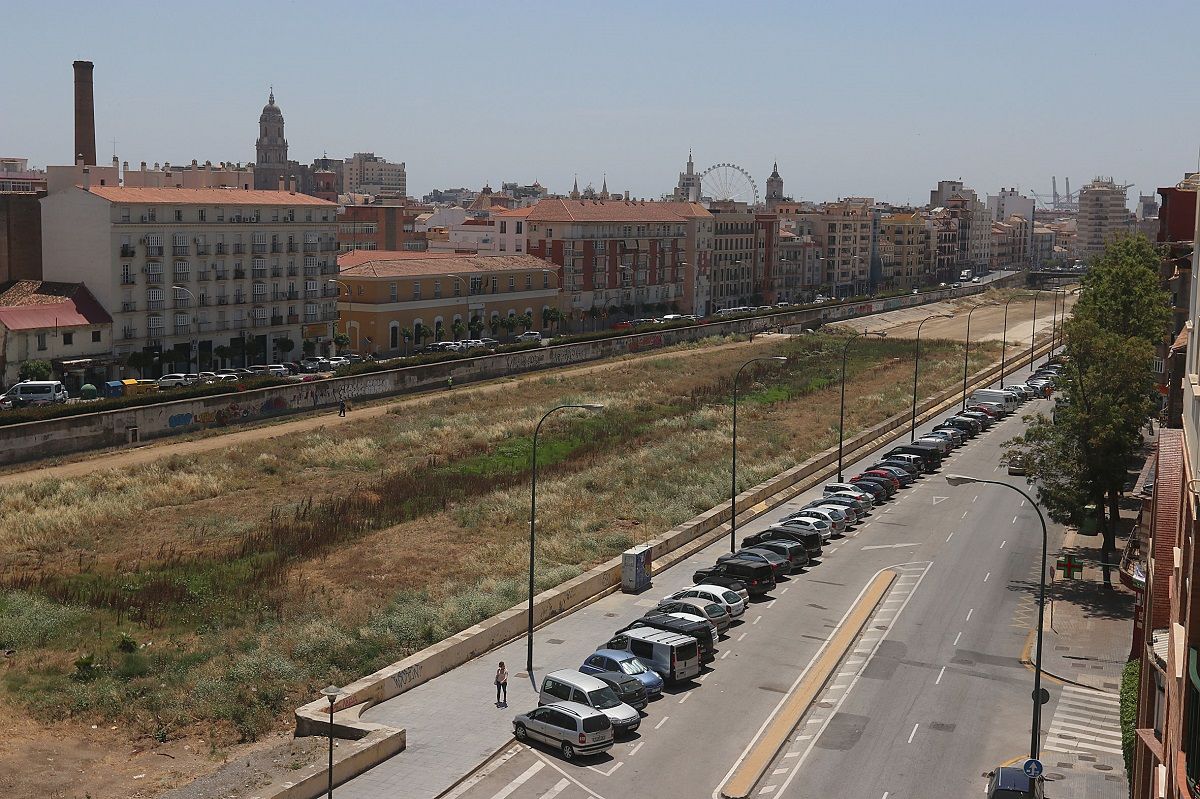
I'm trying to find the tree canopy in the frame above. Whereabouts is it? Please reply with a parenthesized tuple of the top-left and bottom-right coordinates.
(1073, 234, 1170, 344)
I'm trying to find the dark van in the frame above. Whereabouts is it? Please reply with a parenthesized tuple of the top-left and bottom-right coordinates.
(693, 558, 776, 597)
(886, 444, 942, 471)
(742, 528, 822, 559)
(622, 612, 717, 664)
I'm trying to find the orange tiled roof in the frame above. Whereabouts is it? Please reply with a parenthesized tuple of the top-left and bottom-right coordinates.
(493, 206, 535, 218)
(337, 252, 552, 278)
(87, 186, 335, 206)
(526, 198, 711, 223)
(0, 280, 111, 330)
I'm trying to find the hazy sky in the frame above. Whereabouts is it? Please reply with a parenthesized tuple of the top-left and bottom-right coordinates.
(4, 1, 1198, 206)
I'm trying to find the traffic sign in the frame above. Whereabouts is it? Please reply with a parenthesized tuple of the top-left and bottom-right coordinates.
(1023, 758, 1044, 779)
(1056, 553, 1084, 579)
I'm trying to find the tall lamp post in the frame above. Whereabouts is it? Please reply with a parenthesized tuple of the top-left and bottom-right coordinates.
(960, 303, 995, 410)
(911, 314, 953, 441)
(838, 330, 887, 480)
(170, 285, 197, 373)
(528, 403, 605, 675)
(1047, 289, 1061, 365)
(730, 356, 788, 552)
(1028, 289, 1043, 368)
(999, 294, 1031, 389)
(945, 474, 1048, 760)
(320, 685, 341, 798)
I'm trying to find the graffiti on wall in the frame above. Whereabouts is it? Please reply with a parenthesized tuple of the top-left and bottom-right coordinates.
(628, 334, 664, 353)
(168, 395, 290, 429)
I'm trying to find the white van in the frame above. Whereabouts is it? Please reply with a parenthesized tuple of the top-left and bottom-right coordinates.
(969, 389, 1019, 414)
(538, 670, 641, 736)
(605, 627, 701, 684)
(3, 380, 68, 407)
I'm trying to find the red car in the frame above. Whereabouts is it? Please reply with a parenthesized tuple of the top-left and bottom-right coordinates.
(967, 404, 1001, 419)
(859, 469, 901, 490)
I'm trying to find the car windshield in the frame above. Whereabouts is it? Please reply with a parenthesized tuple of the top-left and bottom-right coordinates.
(722, 591, 741, 604)
(618, 658, 646, 675)
(705, 603, 726, 617)
(587, 686, 622, 710)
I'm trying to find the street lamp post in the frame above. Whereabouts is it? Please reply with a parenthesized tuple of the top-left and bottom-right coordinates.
(320, 685, 341, 798)
(528, 403, 605, 675)
(838, 331, 887, 481)
(730, 356, 788, 552)
(1047, 289, 1061, 364)
(961, 303, 994, 410)
(999, 294, 1027, 389)
(911, 314, 953, 442)
(1028, 289, 1043, 368)
(945, 474, 1048, 760)
(170, 285, 197, 373)
(444, 273, 475, 340)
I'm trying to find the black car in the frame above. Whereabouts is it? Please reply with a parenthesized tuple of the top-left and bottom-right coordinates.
(693, 574, 748, 596)
(748, 539, 809, 572)
(693, 559, 776, 597)
(741, 528, 822, 559)
(852, 474, 896, 498)
(590, 671, 648, 710)
(885, 444, 942, 471)
(623, 611, 716, 663)
(849, 479, 888, 502)
(717, 549, 789, 579)
(942, 416, 981, 436)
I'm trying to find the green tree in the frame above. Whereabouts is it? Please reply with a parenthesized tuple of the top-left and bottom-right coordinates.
(274, 337, 295, 359)
(468, 315, 484, 337)
(19, 359, 52, 381)
(301, 339, 316, 357)
(125, 351, 149, 377)
(500, 315, 517, 340)
(451, 318, 467, 341)
(1073, 234, 1171, 344)
(516, 312, 533, 334)
(333, 333, 351, 353)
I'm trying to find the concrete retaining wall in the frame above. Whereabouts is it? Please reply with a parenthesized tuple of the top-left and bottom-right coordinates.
(0, 276, 1021, 467)
(294, 327, 1048, 740)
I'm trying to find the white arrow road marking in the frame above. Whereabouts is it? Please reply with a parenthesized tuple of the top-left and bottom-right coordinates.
(861, 543, 920, 550)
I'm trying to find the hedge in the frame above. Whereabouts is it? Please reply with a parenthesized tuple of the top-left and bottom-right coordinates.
(0, 376, 290, 428)
(1120, 658, 1140, 778)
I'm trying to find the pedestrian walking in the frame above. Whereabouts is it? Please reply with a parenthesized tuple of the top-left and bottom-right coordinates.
(338, 399, 346, 417)
(495, 661, 508, 707)
(447, 375, 454, 391)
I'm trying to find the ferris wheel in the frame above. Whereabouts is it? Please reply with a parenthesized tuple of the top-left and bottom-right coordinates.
(699, 162, 760, 205)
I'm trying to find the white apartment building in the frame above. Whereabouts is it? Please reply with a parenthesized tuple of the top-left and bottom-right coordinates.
(343, 153, 407, 196)
(40, 185, 339, 372)
(1078, 177, 1132, 259)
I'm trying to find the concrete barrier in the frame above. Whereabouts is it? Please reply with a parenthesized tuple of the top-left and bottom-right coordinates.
(249, 727, 406, 799)
(0, 275, 1021, 467)
(294, 331, 1051, 740)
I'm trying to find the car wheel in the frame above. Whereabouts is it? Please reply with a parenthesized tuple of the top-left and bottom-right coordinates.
(514, 723, 527, 742)
(560, 741, 575, 761)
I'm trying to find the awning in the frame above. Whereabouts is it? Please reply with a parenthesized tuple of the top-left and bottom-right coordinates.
(58, 357, 106, 368)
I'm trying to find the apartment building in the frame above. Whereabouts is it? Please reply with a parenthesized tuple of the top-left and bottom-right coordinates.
(0, 280, 111, 388)
(342, 153, 407, 196)
(525, 198, 712, 319)
(1078, 177, 1132, 259)
(338, 202, 429, 252)
(709, 203, 779, 308)
(878, 212, 930, 291)
(776, 217, 822, 301)
(810, 198, 874, 297)
(40, 185, 339, 373)
(334, 251, 562, 353)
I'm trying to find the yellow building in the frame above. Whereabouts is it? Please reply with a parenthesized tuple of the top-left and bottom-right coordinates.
(333, 251, 564, 354)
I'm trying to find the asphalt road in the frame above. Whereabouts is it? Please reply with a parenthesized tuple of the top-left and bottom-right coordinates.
(417, 360, 1061, 799)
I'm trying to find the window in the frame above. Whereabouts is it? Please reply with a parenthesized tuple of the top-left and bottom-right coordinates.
(174, 209, 183, 222)
(630, 639, 653, 658)
(62, 332, 73, 346)
(433, 280, 442, 299)
(499, 221, 507, 234)
(36, 332, 47, 351)
(543, 272, 550, 289)
(508, 277, 516, 292)
(516, 221, 523, 235)
(91, 330, 101, 343)
(1186, 648, 1200, 789)
(198, 209, 206, 222)
(120, 206, 130, 222)
(543, 679, 571, 702)
(412, 282, 422, 300)
(525, 274, 532, 290)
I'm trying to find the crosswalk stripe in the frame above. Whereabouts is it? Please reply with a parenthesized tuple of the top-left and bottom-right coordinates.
(489, 762, 545, 799)
(1045, 726, 1123, 746)
(1046, 724, 1122, 743)
(1048, 718, 1122, 735)
(1044, 737, 1123, 756)
(538, 778, 571, 799)
(1062, 686, 1120, 703)
(1051, 707, 1116, 724)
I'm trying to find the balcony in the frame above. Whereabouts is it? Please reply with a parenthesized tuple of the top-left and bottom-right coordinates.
(252, 317, 269, 328)
(303, 242, 318, 252)
(146, 246, 164, 257)
(303, 267, 318, 277)
(121, 302, 136, 312)
(215, 270, 227, 280)
(271, 267, 282, 278)
(233, 269, 246, 279)
(120, 245, 136, 257)
(147, 300, 164, 311)
(173, 245, 190, 256)
(287, 242, 298, 253)
(252, 268, 267, 279)
(174, 324, 190, 334)
(146, 273, 163, 284)
(271, 243, 283, 254)
(216, 244, 226, 255)
(304, 289, 318, 299)
(172, 273, 190, 284)
(271, 315, 284, 326)
(121, 275, 136, 286)
(198, 271, 210, 281)
(217, 297, 228, 305)
(196, 245, 210, 255)
(287, 313, 299, 324)
(252, 244, 268, 254)
(287, 266, 298, 277)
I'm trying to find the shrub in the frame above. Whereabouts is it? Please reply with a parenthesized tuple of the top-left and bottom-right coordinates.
(1120, 658, 1139, 778)
(0, 592, 86, 648)
(18, 359, 52, 381)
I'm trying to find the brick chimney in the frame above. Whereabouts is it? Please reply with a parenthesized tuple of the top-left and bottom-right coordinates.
(72, 60, 97, 166)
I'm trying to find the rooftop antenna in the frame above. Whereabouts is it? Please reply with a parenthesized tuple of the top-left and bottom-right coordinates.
(111, 138, 117, 160)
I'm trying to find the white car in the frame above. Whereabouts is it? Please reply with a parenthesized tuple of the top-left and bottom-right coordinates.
(663, 585, 747, 618)
(823, 484, 875, 505)
(784, 507, 847, 536)
(327, 356, 350, 367)
(157, 373, 194, 388)
(517, 331, 543, 342)
(768, 516, 831, 541)
(266, 364, 290, 377)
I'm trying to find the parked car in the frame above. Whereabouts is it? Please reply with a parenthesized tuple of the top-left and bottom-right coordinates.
(663, 585, 747, 618)
(985, 766, 1044, 799)
(579, 648, 664, 699)
(784, 507, 847, 536)
(858, 469, 902, 490)
(960, 410, 995, 428)
(517, 331, 544, 341)
(655, 598, 730, 635)
(746, 539, 809, 573)
(588, 670, 648, 711)
(822, 484, 875, 505)
(2, 380, 70, 406)
(157, 373, 195, 388)
(741, 528, 823, 560)
(266, 364, 289, 377)
(928, 427, 965, 446)
(800, 502, 855, 527)
(717, 548, 789, 579)
(604, 627, 702, 683)
(538, 670, 641, 736)
(692, 559, 775, 597)
(848, 479, 888, 502)
(626, 611, 717, 663)
(512, 701, 613, 761)
(1007, 455, 1027, 476)
(868, 464, 915, 486)
(767, 516, 832, 543)
(197, 371, 218, 384)
(942, 416, 981, 436)
(812, 495, 869, 521)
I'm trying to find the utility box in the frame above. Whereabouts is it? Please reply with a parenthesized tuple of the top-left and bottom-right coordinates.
(621, 545, 652, 594)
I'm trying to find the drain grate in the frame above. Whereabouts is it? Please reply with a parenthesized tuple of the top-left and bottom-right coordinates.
(547, 638, 565, 645)
(1045, 773, 1065, 781)
(1093, 764, 1113, 772)
(928, 722, 956, 733)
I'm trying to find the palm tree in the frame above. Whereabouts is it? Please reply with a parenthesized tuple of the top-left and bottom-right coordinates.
(451, 318, 467, 341)
(468, 315, 484, 337)
(212, 345, 232, 370)
(517, 312, 533, 334)
(500, 315, 517, 341)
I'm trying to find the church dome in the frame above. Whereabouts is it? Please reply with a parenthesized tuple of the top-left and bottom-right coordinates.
(260, 90, 283, 120)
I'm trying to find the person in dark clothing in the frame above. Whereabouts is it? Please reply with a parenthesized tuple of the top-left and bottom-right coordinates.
(495, 661, 508, 707)
(338, 399, 347, 417)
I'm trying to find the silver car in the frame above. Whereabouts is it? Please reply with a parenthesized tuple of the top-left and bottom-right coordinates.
(513, 701, 614, 760)
(656, 597, 730, 635)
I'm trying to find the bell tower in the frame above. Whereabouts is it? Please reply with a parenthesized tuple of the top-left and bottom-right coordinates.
(256, 89, 288, 167)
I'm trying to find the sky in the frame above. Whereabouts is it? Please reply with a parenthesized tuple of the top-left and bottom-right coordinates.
(4, 0, 1199, 207)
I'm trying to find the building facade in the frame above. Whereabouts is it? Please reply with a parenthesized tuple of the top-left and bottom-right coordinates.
(342, 153, 407, 196)
(0, 280, 112, 388)
(525, 198, 713, 320)
(878, 212, 930, 291)
(338, 203, 429, 253)
(1078, 177, 1133, 259)
(334, 251, 563, 353)
(810, 198, 875, 297)
(709, 203, 778, 308)
(40, 186, 339, 373)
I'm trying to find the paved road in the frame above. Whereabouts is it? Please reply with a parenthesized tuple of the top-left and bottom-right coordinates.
(338, 355, 1065, 799)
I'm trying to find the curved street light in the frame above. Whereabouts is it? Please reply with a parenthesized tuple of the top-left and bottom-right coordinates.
(838, 331, 887, 481)
(945, 474, 1048, 761)
(730, 356, 788, 552)
(527, 403, 605, 675)
(911, 314, 953, 441)
(961, 303, 996, 410)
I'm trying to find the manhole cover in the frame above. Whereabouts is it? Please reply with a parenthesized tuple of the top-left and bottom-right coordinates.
(1093, 764, 1113, 772)
(1077, 755, 1096, 762)
(1056, 763, 1073, 769)
(816, 701, 834, 708)
(547, 638, 565, 645)
(1044, 773, 1064, 781)
(604, 612, 619, 618)
(929, 722, 956, 733)
(873, 625, 888, 630)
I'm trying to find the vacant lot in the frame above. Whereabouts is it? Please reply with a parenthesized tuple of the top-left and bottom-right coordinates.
(0, 330, 998, 797)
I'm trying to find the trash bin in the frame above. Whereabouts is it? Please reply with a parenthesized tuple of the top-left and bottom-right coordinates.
(80, 383, 97, 400)
(621, 544, 652, 594)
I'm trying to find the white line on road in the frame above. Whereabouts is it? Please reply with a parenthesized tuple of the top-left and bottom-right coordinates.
(678, 692, 692, 704)
(966, 608, 974, 622)
(1021, 499, 1026, 507)
(936, 666, 946, 685)
(1012, 515, 1018, 524)
(953, 631, 961, 646)
(984, 572, 991, 582)
(1001, 540, 1006, 549)
(753, 615, 762, 625)
(738, 632, 748, 642)
(697, 673, 708, 682)
(780, 586, 790, 594)
(961, 511, 969, 519)
(538, 779, 570, 799)
(907, 724, 919, 744)
(489, 762, 544, 799)
(721, 651, 731, 660)
(973, 495, 978, 503)
(946, 531, 954, 542)
(628, 741, 644, 757)
(882, 793, 890, 799)
(766, 600, 776, 609)
(861, 542, 920, 551)
(655, 716, 670, 729)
